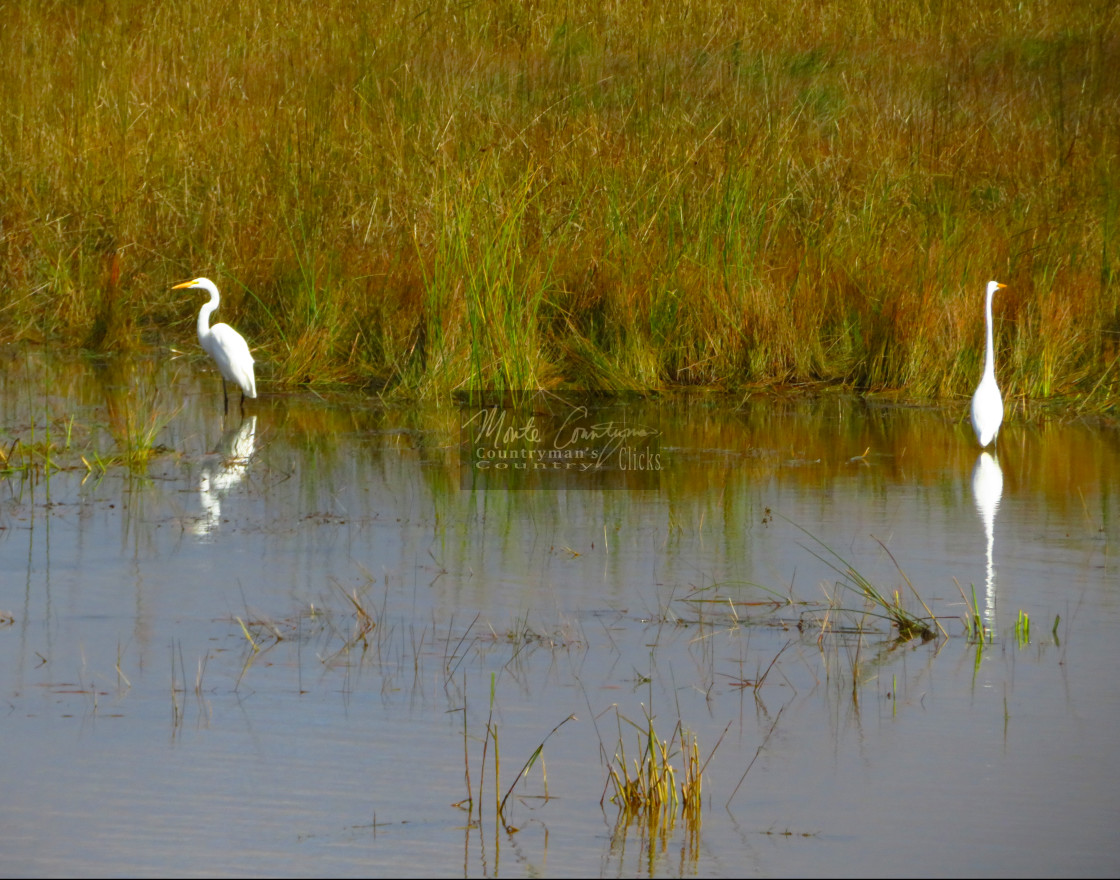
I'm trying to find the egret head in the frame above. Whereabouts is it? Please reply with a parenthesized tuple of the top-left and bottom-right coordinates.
(172, 277, 218, 295)
(987, 280, 1007, 297)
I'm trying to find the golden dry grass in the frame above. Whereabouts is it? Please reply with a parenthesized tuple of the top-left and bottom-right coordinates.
(1, 0, 1117, 404)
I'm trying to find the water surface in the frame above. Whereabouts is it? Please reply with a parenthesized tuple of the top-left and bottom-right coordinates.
(1, 348, 1117, 877)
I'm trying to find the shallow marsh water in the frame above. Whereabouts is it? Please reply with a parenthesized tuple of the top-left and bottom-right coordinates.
(1, 346, 1118, 878)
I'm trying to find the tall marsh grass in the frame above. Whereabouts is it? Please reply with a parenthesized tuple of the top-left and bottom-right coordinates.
(1, 1, 1117, 403)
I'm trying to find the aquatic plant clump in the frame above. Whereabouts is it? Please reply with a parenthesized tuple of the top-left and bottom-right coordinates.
(604, 707, 711, 831)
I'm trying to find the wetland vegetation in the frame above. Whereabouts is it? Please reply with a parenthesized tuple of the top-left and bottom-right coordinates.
(1, 0, 1117, 407)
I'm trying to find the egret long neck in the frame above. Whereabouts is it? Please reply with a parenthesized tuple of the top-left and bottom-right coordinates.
(982, 287, 996, 381)
(197, 291, 219, 341)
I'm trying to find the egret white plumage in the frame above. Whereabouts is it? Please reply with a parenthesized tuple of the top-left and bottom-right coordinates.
(970, 280, 1007, 448)
(173, 277, 257, 414)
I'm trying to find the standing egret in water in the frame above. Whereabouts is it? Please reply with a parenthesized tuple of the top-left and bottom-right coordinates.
(174, 277, 257, 414)
(970, 280, 1007, 448)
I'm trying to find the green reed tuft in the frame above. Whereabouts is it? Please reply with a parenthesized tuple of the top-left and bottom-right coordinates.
(959, 582, 992, 644)
(603, 705, 715, 832)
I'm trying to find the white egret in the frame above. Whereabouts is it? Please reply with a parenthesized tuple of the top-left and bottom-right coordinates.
(970, 280, 1007, 448)
(173, 277, 257, 414)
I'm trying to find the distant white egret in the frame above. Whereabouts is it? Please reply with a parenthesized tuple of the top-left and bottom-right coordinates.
(970, 280, 1007, 448)
(173, 277, 257, 414)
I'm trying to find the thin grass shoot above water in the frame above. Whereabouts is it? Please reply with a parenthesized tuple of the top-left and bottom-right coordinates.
(958, 581, 992, 645)
(450, 666, 577, 834)
(785, 518, 942, 642)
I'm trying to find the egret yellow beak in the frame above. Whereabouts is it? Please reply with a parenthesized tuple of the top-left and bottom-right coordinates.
(171, 280, 196, 290)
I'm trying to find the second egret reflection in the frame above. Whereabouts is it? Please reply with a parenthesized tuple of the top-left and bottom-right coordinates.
(971, 450, 1004, 625)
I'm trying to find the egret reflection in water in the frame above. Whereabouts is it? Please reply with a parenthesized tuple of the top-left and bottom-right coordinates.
(194, 415, 258, 537)
(970, 450, 1004, 623)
